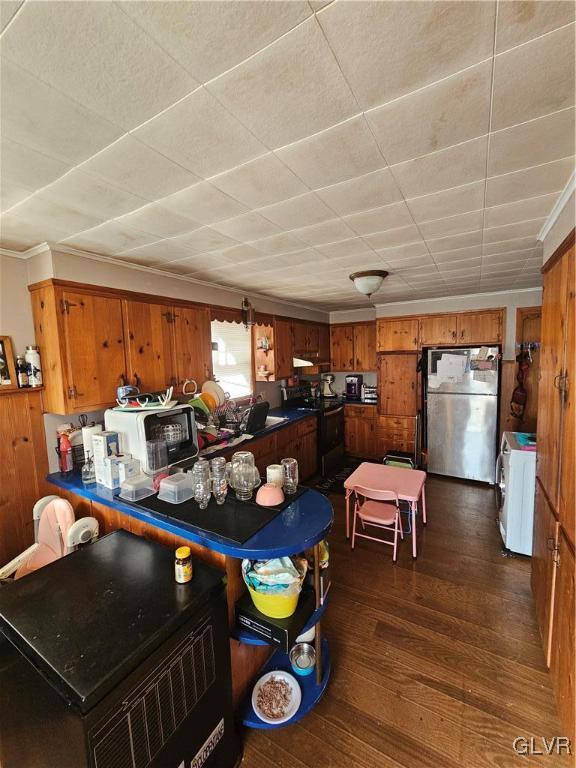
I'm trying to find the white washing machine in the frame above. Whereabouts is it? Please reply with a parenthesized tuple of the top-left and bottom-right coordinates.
(495, 432, 537, 556)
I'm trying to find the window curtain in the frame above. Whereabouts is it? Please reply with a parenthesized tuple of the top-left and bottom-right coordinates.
(211, 319, 253, 399)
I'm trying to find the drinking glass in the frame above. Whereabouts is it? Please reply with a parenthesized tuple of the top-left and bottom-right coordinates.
(192, 458, 211, 509)
(281, 458, 299, 495)
(210, 456, 228, 505)
(227, 451, 260, 501)
(266, 464, 284, 487)
(146, 439, 168, 477)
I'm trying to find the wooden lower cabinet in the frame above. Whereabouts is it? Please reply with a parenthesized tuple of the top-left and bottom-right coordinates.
(550, 530, 575, 743)
(344, 405, 377, 459)
(375, 415, 416, 457)
(531, 480, 559, 665)
(378, 353, 418, 417)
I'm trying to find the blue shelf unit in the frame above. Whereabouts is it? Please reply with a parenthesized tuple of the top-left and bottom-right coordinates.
(232, 594, 330, 647)
(241, 638, 331, 729)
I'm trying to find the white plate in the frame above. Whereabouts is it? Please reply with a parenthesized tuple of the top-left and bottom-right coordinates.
(251, 670, 301, 725)
(201, 381, 226, 406)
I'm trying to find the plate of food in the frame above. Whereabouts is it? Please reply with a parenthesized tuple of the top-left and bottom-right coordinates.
(251, 670, 301, 725)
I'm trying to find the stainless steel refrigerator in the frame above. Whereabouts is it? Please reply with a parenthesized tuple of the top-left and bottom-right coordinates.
(426, 347, 499, 483)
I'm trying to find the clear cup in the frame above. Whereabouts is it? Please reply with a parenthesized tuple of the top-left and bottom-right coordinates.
(210, 456, 228, 505)
(266, 463, 284, 487)
(192, 458, 211, 509)
(146, 439, 168, 476)
(227, 451, 260, 501)
(281, 458, 299, 495)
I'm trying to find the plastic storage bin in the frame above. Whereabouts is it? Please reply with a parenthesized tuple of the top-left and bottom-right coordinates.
(158, 473, 194, 504)
(119, 475, 155, 502)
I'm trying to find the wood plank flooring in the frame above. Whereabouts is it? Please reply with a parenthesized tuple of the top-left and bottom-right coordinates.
(241, 476, 570, 767)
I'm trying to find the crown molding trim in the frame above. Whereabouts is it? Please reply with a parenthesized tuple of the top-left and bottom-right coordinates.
(538, 169, 576, 242)
(0, 241, 52, 259)
(373, 285, 542, 309)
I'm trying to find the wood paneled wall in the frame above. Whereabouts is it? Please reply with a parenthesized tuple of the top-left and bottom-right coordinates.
(0, 390, 50, 564)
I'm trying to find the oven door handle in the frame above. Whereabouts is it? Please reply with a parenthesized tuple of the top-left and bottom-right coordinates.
(326, 406, 344, 416)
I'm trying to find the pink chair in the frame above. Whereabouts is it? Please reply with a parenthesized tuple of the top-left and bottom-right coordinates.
(351, 485, 404, 562)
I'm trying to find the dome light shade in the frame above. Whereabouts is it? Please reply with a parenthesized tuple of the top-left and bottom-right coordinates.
(349, 270, 389, 298)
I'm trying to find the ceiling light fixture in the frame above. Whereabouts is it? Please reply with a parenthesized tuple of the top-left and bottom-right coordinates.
(349, 270, 389, 299)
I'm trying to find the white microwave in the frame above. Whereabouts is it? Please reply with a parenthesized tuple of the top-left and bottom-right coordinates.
(104, 405, 198, 473)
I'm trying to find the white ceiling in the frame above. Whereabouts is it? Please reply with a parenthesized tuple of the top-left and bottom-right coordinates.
(1, 1, 574, 310)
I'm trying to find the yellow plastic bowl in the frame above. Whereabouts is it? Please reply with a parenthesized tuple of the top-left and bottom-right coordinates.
(246, 584, 300, 619)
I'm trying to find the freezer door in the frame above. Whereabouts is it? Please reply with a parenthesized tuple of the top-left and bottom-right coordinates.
(427, 393, 498, 482)
(427, 347, 499, 395)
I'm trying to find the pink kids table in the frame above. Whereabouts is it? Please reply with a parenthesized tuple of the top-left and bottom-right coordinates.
(344, 462, 427, 558)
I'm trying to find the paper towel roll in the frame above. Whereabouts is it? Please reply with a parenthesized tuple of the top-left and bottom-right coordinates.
(82, 424, 103, 460)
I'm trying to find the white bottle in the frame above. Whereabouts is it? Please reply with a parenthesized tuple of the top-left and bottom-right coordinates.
(25, 345, 42, 387)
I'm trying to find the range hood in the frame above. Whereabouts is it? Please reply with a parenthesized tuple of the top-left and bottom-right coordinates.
(293, 356, 330, 368)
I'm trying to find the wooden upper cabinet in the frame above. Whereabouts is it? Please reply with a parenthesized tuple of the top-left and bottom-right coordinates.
(378, 353, 418, 416)
(377, 318, 419, 352)
(123, 300, 175, 392)
(558, 250, 574, 547)
(306, 325, 319, 358)
(457, 311, 503, 344)
(61, 291, 126, 411)
(531, 480, 559, 666)
(353, 324, 377, 371)
(292, 321, 308, 356)
(318, 324, 330, 363)
(172, 306, 213, 389)
(419, 314, 457, 346)
(330, 325, 354, 371)
(274, 318, 294, 379)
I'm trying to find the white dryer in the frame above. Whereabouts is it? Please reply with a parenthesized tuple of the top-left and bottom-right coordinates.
(495, 432, 536, 556)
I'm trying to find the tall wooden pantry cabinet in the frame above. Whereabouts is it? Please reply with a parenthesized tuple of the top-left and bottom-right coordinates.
(531, 230, 575, 743)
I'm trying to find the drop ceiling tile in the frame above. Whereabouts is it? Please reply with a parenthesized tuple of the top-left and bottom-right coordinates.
(216, 244, 264, 264)
(211, 212, 281, 241)
(364, 225, 423, 250)
(115, 240, 193, 266)
(344, 202, 414, 236)
(392, 255, 438, 271)
(367, 61, 492, 165)
(277, 115, 384, 189)
(41, 170, 147, 220)
(1, 137, 71, 205)
(120, 1, 311, 83)
(315, 168, 403, 216)
(492, 25, 575, 132)
(115, 204, 200, 238)
(485, 157, 575, 207)
(2, 1, 197, 129)
(488, 108, 575, 176)
(438, 256, 482, 271)
(173, 227, 240, 254)
(427, 229, 483, 253)
(406, 181, 485, 223)
(316, 238, 375, 260)
(483, 218, 545, 244)
(482, 249, 536, 266)
(210, 153, 307, 208)
(160, 251, 239, 275)
(160, 182, 248, 225)
(62, 221, 159, 255)
(133, 88, 266, 179)
(317, 0, 495, 109)
(484, 193, 559, 229)
(496, 1, 575, 53)
(432, 245, 483, 263)
(375, 241, 429, 262)
(483, 237, 540, 255)
(419, 210, 484, 240)
(0, 179, 30, 211)
(207, 17, 357, 147)
(2, 194, 104, 243)
(0, 1, 22, 31)
(259, 192, 334, 229)
(0, 59, 122, 165)
(249, 232, 305, 255)
(81, 136, 199, 200)
(391, 136, 488, 198)
(292, 218, 355, 246)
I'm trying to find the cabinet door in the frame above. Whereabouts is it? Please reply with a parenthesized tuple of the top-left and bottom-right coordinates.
(292, 322, 308, 355)
(298, 430, 317, 480)
(538, 256, 569, 508)
(377, 319, 419, 351)
(550, 531, 575, 743)
(62, 291, 126, 410)
(457, 311, 503, 344)
(306, 325, 319, 358)
(378, 354, 418, 416)
(275, 319, 294, 379)
(173, 306, 213, 388)
(419, 315, 457, 346)
(123, 300, 175, 392)
(344, 413, 358, 455)
(354, 324, 377, 371)
(559, 248, 575, 546)
(330, 325, 354, 370)
(318, 324, 330, 363)
(531, 480, 559, 666)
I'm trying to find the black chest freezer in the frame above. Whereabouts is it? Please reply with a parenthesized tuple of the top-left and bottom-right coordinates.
(0, 529, 241, 768)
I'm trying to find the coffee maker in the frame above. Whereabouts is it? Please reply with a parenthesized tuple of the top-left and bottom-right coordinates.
(345, 374, 363, 401)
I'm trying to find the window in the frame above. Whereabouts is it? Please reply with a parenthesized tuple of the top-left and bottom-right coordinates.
(211, 320, 253, 399)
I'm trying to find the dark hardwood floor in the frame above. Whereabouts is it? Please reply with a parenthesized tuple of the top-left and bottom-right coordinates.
(241, 476, 570, 767)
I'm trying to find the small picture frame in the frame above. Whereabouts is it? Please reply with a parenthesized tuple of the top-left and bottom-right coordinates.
(0, 336, 18, 391)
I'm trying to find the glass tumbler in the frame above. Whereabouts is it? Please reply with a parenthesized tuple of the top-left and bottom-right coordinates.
(227, 451, 260, 501)
(210, 456, 228, 505)
(281, 457, 299, 495)
(266, 463, 284, 487)
(191, 458, 211, 509)
(146, 439, 168, 477)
